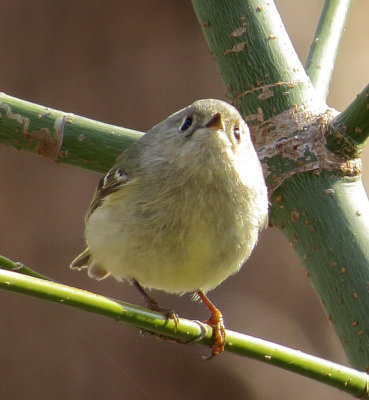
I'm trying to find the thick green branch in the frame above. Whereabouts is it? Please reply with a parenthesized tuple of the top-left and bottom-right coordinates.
(191, 0, 322, 124)
(191, 0, 369, 371)
(0, 266, 368, 398)
(271, 172, 369, 370)
(305, 0, 352, 101)
(0, 92, 142, 173)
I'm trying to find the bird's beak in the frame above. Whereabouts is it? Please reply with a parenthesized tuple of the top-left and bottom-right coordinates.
(205, 113, 224, 130)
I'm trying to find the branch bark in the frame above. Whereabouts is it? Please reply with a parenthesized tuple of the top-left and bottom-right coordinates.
(0, 92, 142, 173)
(191, 0, 369, 370)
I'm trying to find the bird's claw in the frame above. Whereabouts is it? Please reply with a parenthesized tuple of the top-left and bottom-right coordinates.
(196, 290, 226, 359)
(149, 303, 179, 328)
(202, 309, 226, 359)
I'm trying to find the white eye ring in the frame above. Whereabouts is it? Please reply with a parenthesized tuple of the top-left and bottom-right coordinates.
(179, 116, 193, 132)
(233, 127, 241, 141)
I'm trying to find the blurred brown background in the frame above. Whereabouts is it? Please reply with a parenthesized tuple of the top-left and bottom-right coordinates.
(0, 1, 368, 399)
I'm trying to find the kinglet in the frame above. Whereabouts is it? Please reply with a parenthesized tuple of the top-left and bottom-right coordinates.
(71, 99, 268, 356)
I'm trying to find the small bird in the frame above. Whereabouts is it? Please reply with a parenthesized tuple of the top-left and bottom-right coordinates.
(71, 99, 268, 356)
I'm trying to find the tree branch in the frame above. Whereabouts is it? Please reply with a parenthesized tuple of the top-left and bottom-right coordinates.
(191, 0, 369, 370)
(191, 0, 323, 123)
(305, 0, 353, 101)
(0, 262, 368, 398)
(0, 92, 142, 173)
(326, 83, 369, 159)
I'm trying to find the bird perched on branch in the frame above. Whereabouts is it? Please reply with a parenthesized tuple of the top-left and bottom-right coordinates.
(71, 99, 268, 357)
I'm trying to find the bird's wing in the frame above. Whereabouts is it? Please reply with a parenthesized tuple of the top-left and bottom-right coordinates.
(70, 140, 144, 272)
(86, 143, 141, 218)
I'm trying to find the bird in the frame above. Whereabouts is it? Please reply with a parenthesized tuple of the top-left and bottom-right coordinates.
(71, 99, 268, 357)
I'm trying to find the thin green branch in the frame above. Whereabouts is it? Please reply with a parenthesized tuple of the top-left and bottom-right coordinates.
(305, 0, 352, 101)
(0, 92, 142, 173)
(0, 255, 53, 281)
(326, 83, 369, 158)
(0, 265, 368, 397)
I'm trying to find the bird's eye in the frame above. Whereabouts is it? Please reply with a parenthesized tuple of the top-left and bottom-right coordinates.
(233, 126, 241, 142)
(179, 116, 193, 131)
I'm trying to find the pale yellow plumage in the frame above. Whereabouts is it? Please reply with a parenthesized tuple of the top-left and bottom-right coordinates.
(71, 99, 267, 293)
(70, 99, 268, 356)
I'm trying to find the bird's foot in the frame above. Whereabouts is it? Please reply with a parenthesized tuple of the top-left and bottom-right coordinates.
(131, 279, 179, 327)
(203, 308, 226, 359)
(197, 291, 226, 359)
(147, 301, 179, 327)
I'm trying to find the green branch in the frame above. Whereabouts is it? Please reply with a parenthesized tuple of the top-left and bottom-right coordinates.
(191, 0, 322, 124)
(270, 171, 369, 370)
(0, 255, 53, 281)
(305, 0, 352, 101)
(0, 263, 368, 398)
(191, 0, 369, 371)
(0, 92, 142, 173)
(326, 84, 369, 159)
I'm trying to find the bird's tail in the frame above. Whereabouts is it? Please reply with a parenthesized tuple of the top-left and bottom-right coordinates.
(70, 248, 91, 270)
(70, 248, 110, 280)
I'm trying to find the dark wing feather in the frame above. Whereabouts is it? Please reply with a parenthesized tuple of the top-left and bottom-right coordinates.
(87, 167, 129, 216)
(86, 143, 142, 219)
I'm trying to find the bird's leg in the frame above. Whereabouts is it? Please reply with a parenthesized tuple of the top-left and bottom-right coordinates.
(197, 290, 226, 358)
(131, 279, 179, 326)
